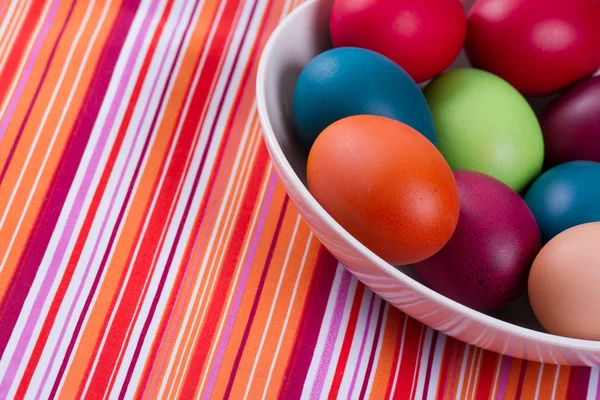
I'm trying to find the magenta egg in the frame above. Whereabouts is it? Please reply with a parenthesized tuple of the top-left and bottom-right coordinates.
(541, 76, 600, 168)
(413, 171, 541, 311)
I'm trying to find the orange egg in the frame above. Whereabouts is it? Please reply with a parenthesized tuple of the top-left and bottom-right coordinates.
(307, 115, 460, 265)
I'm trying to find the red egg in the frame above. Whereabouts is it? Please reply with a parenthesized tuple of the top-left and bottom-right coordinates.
(413, 171, 541, 311)
(330, 0, 466, 84)
(465, 0, 600, 96)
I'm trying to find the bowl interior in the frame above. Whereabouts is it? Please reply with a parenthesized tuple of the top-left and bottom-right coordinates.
(260, 0, 557, 334)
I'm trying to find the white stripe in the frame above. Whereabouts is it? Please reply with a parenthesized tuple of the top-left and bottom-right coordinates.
(243, 214, 301, 399)
(490, 356, 503, 400)
(349, 297, 381, 400)
(534, 363, 545, 400)
(426, 334, 447, 400)
(587, 367, 599, 399)
(551, 365, 560, 399)
(25, 0, 162, 396)
(388, 314, 409, 398)
(301, 266, 346, 400)
(463, 347, 479, 399)
(413, 328, 434, 400)
(454, 345, 471, 400)
(337, 290, 373, 399)
(322, 273, 358, 393)
(470, 348, 484, 399)
(408, 326, 426, 399)
(0, 0, 52, 123)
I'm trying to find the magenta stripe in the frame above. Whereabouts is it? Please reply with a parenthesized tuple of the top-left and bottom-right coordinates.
(0, 0, 61, 143)
(309, 268, 352, 399)
(199, 172, 278, 399)
(496, 356, 511, 400)
(347, 291, 376, 396)
(420, 330, 440, 399)
(359, 298, 386, 399)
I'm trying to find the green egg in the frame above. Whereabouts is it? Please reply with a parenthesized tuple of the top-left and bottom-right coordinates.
(424, 68, 543, 192)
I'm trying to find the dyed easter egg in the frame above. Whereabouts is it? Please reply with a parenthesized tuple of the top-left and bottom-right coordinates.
(465, 0, 600, 96)
(413, 171, 541, 311)
(529, 222, 600, 340)
(424, 68, 544, 193)
(524, 161, 600, 243)
(307, 115, 459, 265)
(330, 0, 466, 83)
(541, 76, 600, 168)
(293, 47, 436, 149)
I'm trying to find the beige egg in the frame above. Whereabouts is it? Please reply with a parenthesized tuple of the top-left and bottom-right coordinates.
(529, 222, 600, 340)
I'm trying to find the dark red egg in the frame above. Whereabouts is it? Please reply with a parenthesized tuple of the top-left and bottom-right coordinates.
(541, 76, 600, 168)
(465, 0, 600, 96)
(330, 0, 466, 83)
(413, 171, 541, 311)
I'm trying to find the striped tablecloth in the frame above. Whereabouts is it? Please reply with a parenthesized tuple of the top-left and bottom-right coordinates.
(0, 0, 598, 398)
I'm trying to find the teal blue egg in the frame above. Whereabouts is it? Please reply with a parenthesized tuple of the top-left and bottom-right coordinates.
(525, 161, 600, 242)
(293, 47, 436, 149)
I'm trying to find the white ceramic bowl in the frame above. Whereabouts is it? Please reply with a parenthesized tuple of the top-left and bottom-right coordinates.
(256, 0, 600, 366)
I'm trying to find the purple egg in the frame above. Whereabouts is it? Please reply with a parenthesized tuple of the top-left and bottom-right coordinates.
(541, 76, 600, 168)
(413, 171, 541, 311)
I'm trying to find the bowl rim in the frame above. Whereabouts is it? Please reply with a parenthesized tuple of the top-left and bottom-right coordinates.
(255, 0, 600, 355)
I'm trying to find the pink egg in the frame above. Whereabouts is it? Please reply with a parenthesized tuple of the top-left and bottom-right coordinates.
(413, 171, 541, 311)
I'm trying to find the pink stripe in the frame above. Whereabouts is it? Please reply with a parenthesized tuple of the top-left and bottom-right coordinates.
(201, 171, 278, 398)
(23, 0, 167, 395)
(309, 268, 352, 399)
(0, 0, 61, 143)
(347, 291, 376, 396)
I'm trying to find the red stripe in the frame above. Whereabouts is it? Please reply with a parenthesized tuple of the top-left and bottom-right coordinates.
(394, 319, 425, 400)
(328, 283, 365, 399)
(474, 351, 500, 400)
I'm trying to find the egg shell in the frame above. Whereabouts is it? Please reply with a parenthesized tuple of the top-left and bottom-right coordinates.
(329, 0, 466, 83)
(423, 68, 544, 193)
(413, 171, 541, 311)
(293, 47, 436, 149)
(528, 222, 600, 340)
(541, 76, 600, 168)
(307, 115, 459, 265)
(524, 161, 600, 243)
(465, 0, 600, 96)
